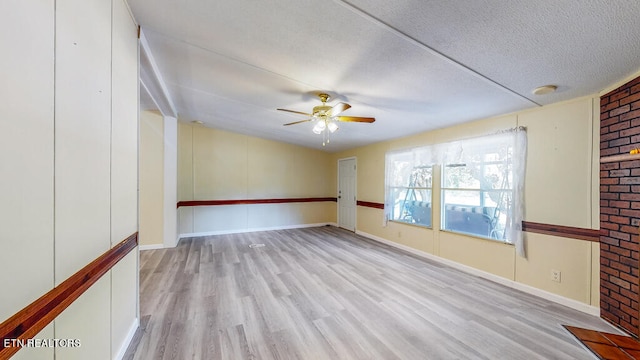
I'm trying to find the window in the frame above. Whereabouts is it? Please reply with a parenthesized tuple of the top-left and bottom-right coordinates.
(383, 127, 527, 255)
(440, 129, 526, 246)
(385, 149, 433, 227)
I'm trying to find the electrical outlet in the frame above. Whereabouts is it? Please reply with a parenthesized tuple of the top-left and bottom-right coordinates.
(551, 269, 561, 283)
(398, 231, 402, 238)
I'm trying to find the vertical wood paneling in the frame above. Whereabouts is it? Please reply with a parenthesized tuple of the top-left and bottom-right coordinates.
(53, 0, 113, 356)
(0, 0, 55, 324)
(54, 0, 113, 283)
(110, 0, 139, 357)
(111, 0, 139, 246)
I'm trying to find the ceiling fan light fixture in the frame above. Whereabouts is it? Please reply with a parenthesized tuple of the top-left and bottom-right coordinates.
(312, 121, 325, 134)
(327, 121, 339, 133)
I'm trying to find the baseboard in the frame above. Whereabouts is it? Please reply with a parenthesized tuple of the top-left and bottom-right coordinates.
(179, 222, 336, 239)
(114, 317, 139, 360)
(355, 230, 601, 317)
(139, 244, 165, 251)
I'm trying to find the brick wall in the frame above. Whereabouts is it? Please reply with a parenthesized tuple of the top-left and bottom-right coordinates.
(600, 75, 640, 337)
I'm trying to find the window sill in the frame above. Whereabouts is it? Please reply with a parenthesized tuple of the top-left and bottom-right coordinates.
(389, 220, 433, 230)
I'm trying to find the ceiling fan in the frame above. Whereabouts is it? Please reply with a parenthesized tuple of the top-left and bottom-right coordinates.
(277, 93, 375, 146)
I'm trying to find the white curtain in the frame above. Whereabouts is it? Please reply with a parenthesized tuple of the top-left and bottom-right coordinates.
(383, 127, 528, 257)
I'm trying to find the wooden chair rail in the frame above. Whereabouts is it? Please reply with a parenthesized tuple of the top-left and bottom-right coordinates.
(0, 232, 138, 360)
(177, 197, 338, 208)
(355, 200, 601, 242)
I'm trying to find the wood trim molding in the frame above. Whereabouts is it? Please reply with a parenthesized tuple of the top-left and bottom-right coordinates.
(0, 232, 138, 359)
(356, 200, 385, 209)
(353, 201, 600, 242)
(177, 197, 338, 208)
(521, 221, 601, 242)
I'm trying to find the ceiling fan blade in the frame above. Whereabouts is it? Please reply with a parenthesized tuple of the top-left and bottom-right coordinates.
(283, 119, 312, 126)
(328, 102, 351, 117)
(336, 116, 375, 123)
(277, 108, 313, 117)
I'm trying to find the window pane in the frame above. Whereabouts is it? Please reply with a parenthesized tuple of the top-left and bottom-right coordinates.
(441, 189, 510, 240)
(391, 188, 432, 227)
(443, 164, 480, 189)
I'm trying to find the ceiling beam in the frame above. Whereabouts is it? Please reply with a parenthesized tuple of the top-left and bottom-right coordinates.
(139, 29, 178, 118)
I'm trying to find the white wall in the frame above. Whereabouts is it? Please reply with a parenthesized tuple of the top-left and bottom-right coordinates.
(332, 96, 601, 309)
(174, 123, 336, 240)
(139, 111, 165, 247)
(0, 1, 139, 359)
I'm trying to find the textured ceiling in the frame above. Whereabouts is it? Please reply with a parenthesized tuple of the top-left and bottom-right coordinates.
(128, 0, 640, 152)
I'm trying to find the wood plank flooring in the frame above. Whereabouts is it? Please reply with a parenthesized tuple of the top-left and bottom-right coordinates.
(124, 226, 619, 359)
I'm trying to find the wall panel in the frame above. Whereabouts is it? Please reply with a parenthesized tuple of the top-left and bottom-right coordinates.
(111, 0, 139, 245)
(140, 111, 165, 246)
(54, 276, 111, 360)
(54, 0, 113, 283)
(0, 0, 55, 322)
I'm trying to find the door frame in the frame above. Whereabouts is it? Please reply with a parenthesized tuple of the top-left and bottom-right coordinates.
(337, 156, 357, 231)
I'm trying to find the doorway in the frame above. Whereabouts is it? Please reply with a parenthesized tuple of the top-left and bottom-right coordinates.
(338, 157, 357, 231)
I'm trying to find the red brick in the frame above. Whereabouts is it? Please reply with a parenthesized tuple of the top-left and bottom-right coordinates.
(611, 291, 632, 306)
(620, 240, 637, 251)
(611, 104, 631, 117)
(611, 89, 632, 102)
(602, 101, 621, 112)
(602, 236, 621, 246)
(602, 116, 621, 127)
(601, 147, 621, 156)
(601, 178, 620, 186)
(604, 296, 621, 308)
(620, 224, 640, 233)
(620, 288, 638, 301)
(620, 159, 640, 168)
(601, 132, 621, 142)
(610, 246, 632, 257)
(611, 231, 632, 241)
(610, 186, 630, 193)
(620, 92, 640, 106)
(621, 177, 640, 185)
(632, 99, 640, 111)
(632, 83, 640, 94)
(610, 201, 631, 209)
(603, 280, 621, 293)
(621, 209, 640, 218)
(602, 162, 620, 170)
(611, 121, 631, 132)
(611, 137, 631, 147)
(601, 207, 620, 215)
(621, 144, 638, 153)
(601, 222, 619, 231)
(601, 95, 611, 105)
(610, 169, 631, 177)
(621, 109, 640, 121)
(632, 168, 640, 176)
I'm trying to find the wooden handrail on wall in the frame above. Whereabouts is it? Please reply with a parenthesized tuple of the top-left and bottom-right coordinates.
(177, 197, 337, 208)
(355, 200, 601, 242)
(0, 232, 138, 360)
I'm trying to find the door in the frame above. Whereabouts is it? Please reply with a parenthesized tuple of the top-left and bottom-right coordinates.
(338, 158, 357, 231)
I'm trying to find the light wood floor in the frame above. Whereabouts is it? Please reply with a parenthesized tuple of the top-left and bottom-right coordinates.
(125, 226, 618, 359)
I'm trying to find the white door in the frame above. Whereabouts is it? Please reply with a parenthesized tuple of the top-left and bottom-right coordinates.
(338, 158, 357, 231)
